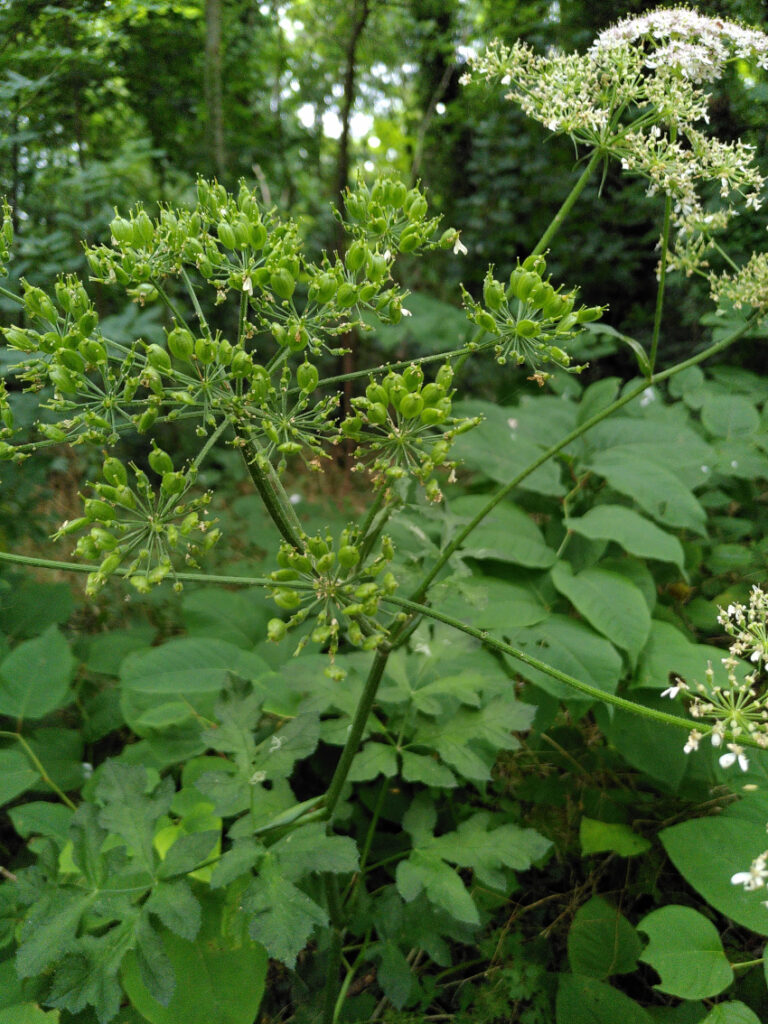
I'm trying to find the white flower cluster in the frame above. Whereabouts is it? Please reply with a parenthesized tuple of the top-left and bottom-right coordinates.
(710, 251, 768, 316)
(592, 7, 768, 83)
(462, 7, 768, 277)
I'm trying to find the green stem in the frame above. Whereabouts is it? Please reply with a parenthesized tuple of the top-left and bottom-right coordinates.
(316, 340, 494, 392)
(0, 284, 23, 306)
(381, 595, 759, 749)
(649, 188, 673, 375)
(150, 276, 190, 327)
(181, 268, 214, 339)
(406, 315, 757, 606)
(732, 958, 764, 971)
(0, 730, 77, 810)
(191, 415, 231, 470)
(322, 874, 346, 1024)
(324, 647, 390, 820)
(235, 425, 305, 549)
(531, 148, 603, 256)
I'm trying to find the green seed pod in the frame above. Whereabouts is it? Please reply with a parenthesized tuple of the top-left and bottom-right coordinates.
(84, 498, 115, 523)
(399, 393, 424, 419)
(271, 567, 300, 582)
(511, 271, 540, 303)
(402, 365, 424, 392)
(297, 361, 319, 393)
(404, 190, 427, 220)
(250, 221, 267, 249)
(268, 618, 288, 642)
(386, 180, 407, 207)
(341, 415, 362, 437)
(336, 283, 358, 308)
(102, 458, 127, 487)
(167, 326, 195, 362)
(79, 339, 107, 365)
(306, 535, 329, 558)
(289, 553, 313, 574)
(98, 552, 123, 576)
(316, 551, 335, 574)
(366, 382, 389, 406)
(230, 349, 252, 378)
(277, 441, 302, 454)
(148, 447, 174, 475)
(556, 313, 578, 335)
(3, 326, 36, 351)
(110, 216, 134, 244)
(397, 227, 421, 253)
(529, 282, 553, 309)
(146, 344, 172, 373)
(58, 349, 85, 374)
(367, 402, 388, 425)
(420, 383, 443, 406)
(217, 339, 234, 365)
(483, 274, 506, 312)
(134, 210, 155, 247)
(91, 527, 118, 551)
(338, 544, 360, 569)
(312, 625, 331, 644)
(345, 240, 368, 273)
(78, 310, 98, 336)
(367, 252, 389, 282)
(309, 273, 337, 304)
(273, 588, 301, 610)
(286, 324, 309, 352)
(161, 471, 186, 496)
(137, 406, 158, 433)
(369, 217, 387, 236)
(217, 221, 237, 249)
(49, 366, 79, 394)
(515, 319, 539, 338)
(475, 311, 498, 334)
(576, 305, 604, 323)
(270, 268, 296, 300)
(195, 336, 217, 364)
(420, 407, 445, 425)
(522, 253, 546, 276)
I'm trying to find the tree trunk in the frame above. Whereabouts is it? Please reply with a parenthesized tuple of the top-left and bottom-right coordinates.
(205, 0, 227, 181)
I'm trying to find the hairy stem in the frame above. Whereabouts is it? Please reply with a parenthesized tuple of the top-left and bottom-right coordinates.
(531, 148, 603, 256)
(0, 730, 77, 810)
(649, 188, 673, 375)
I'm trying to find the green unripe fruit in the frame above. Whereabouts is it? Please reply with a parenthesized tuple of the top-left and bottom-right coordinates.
(110, 216, 134, 244)
(309, 273, 337, 304)
(556, 313, 578, 334)
(270, 268, 295, 300)
(250, 221, 267, 249)
(370, 217, 387, 236)
(137, 407, 158, 433)
(167, 327, 194, 362)
(515, 319, 539, 338)
(218, 339, 234, 365)
(483, 275, 506, 311)
(91, 527, 118, 551)
(522, 253, 546, 276)
(341, 415, 362, 437)
(436, 363, 454, 390)
(230, 349, 252, 377)
(286, 324, 309, 352)
(404, 190, 427, 219)
(58, 349, 85, 374)
(148, 447, 174, 475)
(99, 552, 123, 576)
(161, 471, 186, 496)
(529, 282, 552, 309)
(49, 366, 78, 393)
(420, 383, 443, 406)
(397, 227, 421, 253)
(576, 305, 604, 323)
(297, 361, 319, 393)
(402, 364, 424, 391)
(217, 221, 237, 249)
(476, 311, 497, 334)
(367, 402, 388, 425)
(387, 180, 407, 207)
(336, 283, 358, 308)
(306, 536, 329, 558)
(268, 618, 288, 642)
(271, 568, 299, 582)
(78, 310, 98, 335)
(358, 283, 378, 303)
(3, 326, 35, 351)
(366, 383, 388, 406)
(102, 458, 127, 487)
(273, 588, 301, 610)
(338, 545, 360, 568)
(345, 240, 368, 273)
(289, 553, 313, 574)
(84, 498, 115, 523)
(79, 339, 107, 365)
(195, 336, 217, 364)
(420, 407, 445, 425)
(399, 393, 424, 419)
(316, 551, 336, 574)
(134, 211, 155, 247)
(146, 344, 171, 373)
(367, 253, 389, 282)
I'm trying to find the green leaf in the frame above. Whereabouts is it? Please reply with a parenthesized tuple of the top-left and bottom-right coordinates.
(241, 856, 328, 968)
(400, 751, 456, 787)
(271, 823, 359, 880)
(702, 1002, 762, 1024)
(0, 748, 40, 806)
(377, 940, 415, 1009)
(96, 762, 174, 872)
(579, 818, 651, 857)
(121, 893, 267, 1024)
(396, 850, 479, 925)
(603, 692, 690, 791)
(348, 742, 398, 781)
(638, 905, 733, 999)
(661, 791, 768, 936)
(0, 1006, 61, 1023)
(586, 449, 706, 534)
(431, 576, 548, 630)
(28, 727, 84, 791)
(505, 615, 623, 703)
(449, 495, 557, 568)
(8, 801, 73, 845)
(157, 831, 220, 880)
(633, 620, 750, 693)
(556, 974, 653, 1024)
(429, 811, 551, 890)
(145, 879, 201, 941)
(209, 838, 264, 889)
(0, 581, 74, 640)
(551, 562, 651, 663)
(700, 394, 759, 438)
(84, 626, 154, 675)
(181, 588, 272, 649)
(565, 506, 685, 570)
(16, 891, 95, 978)
(0, 626, 75, 720)
(567, 896, 642, 978)
(451, 400, 564, 496)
